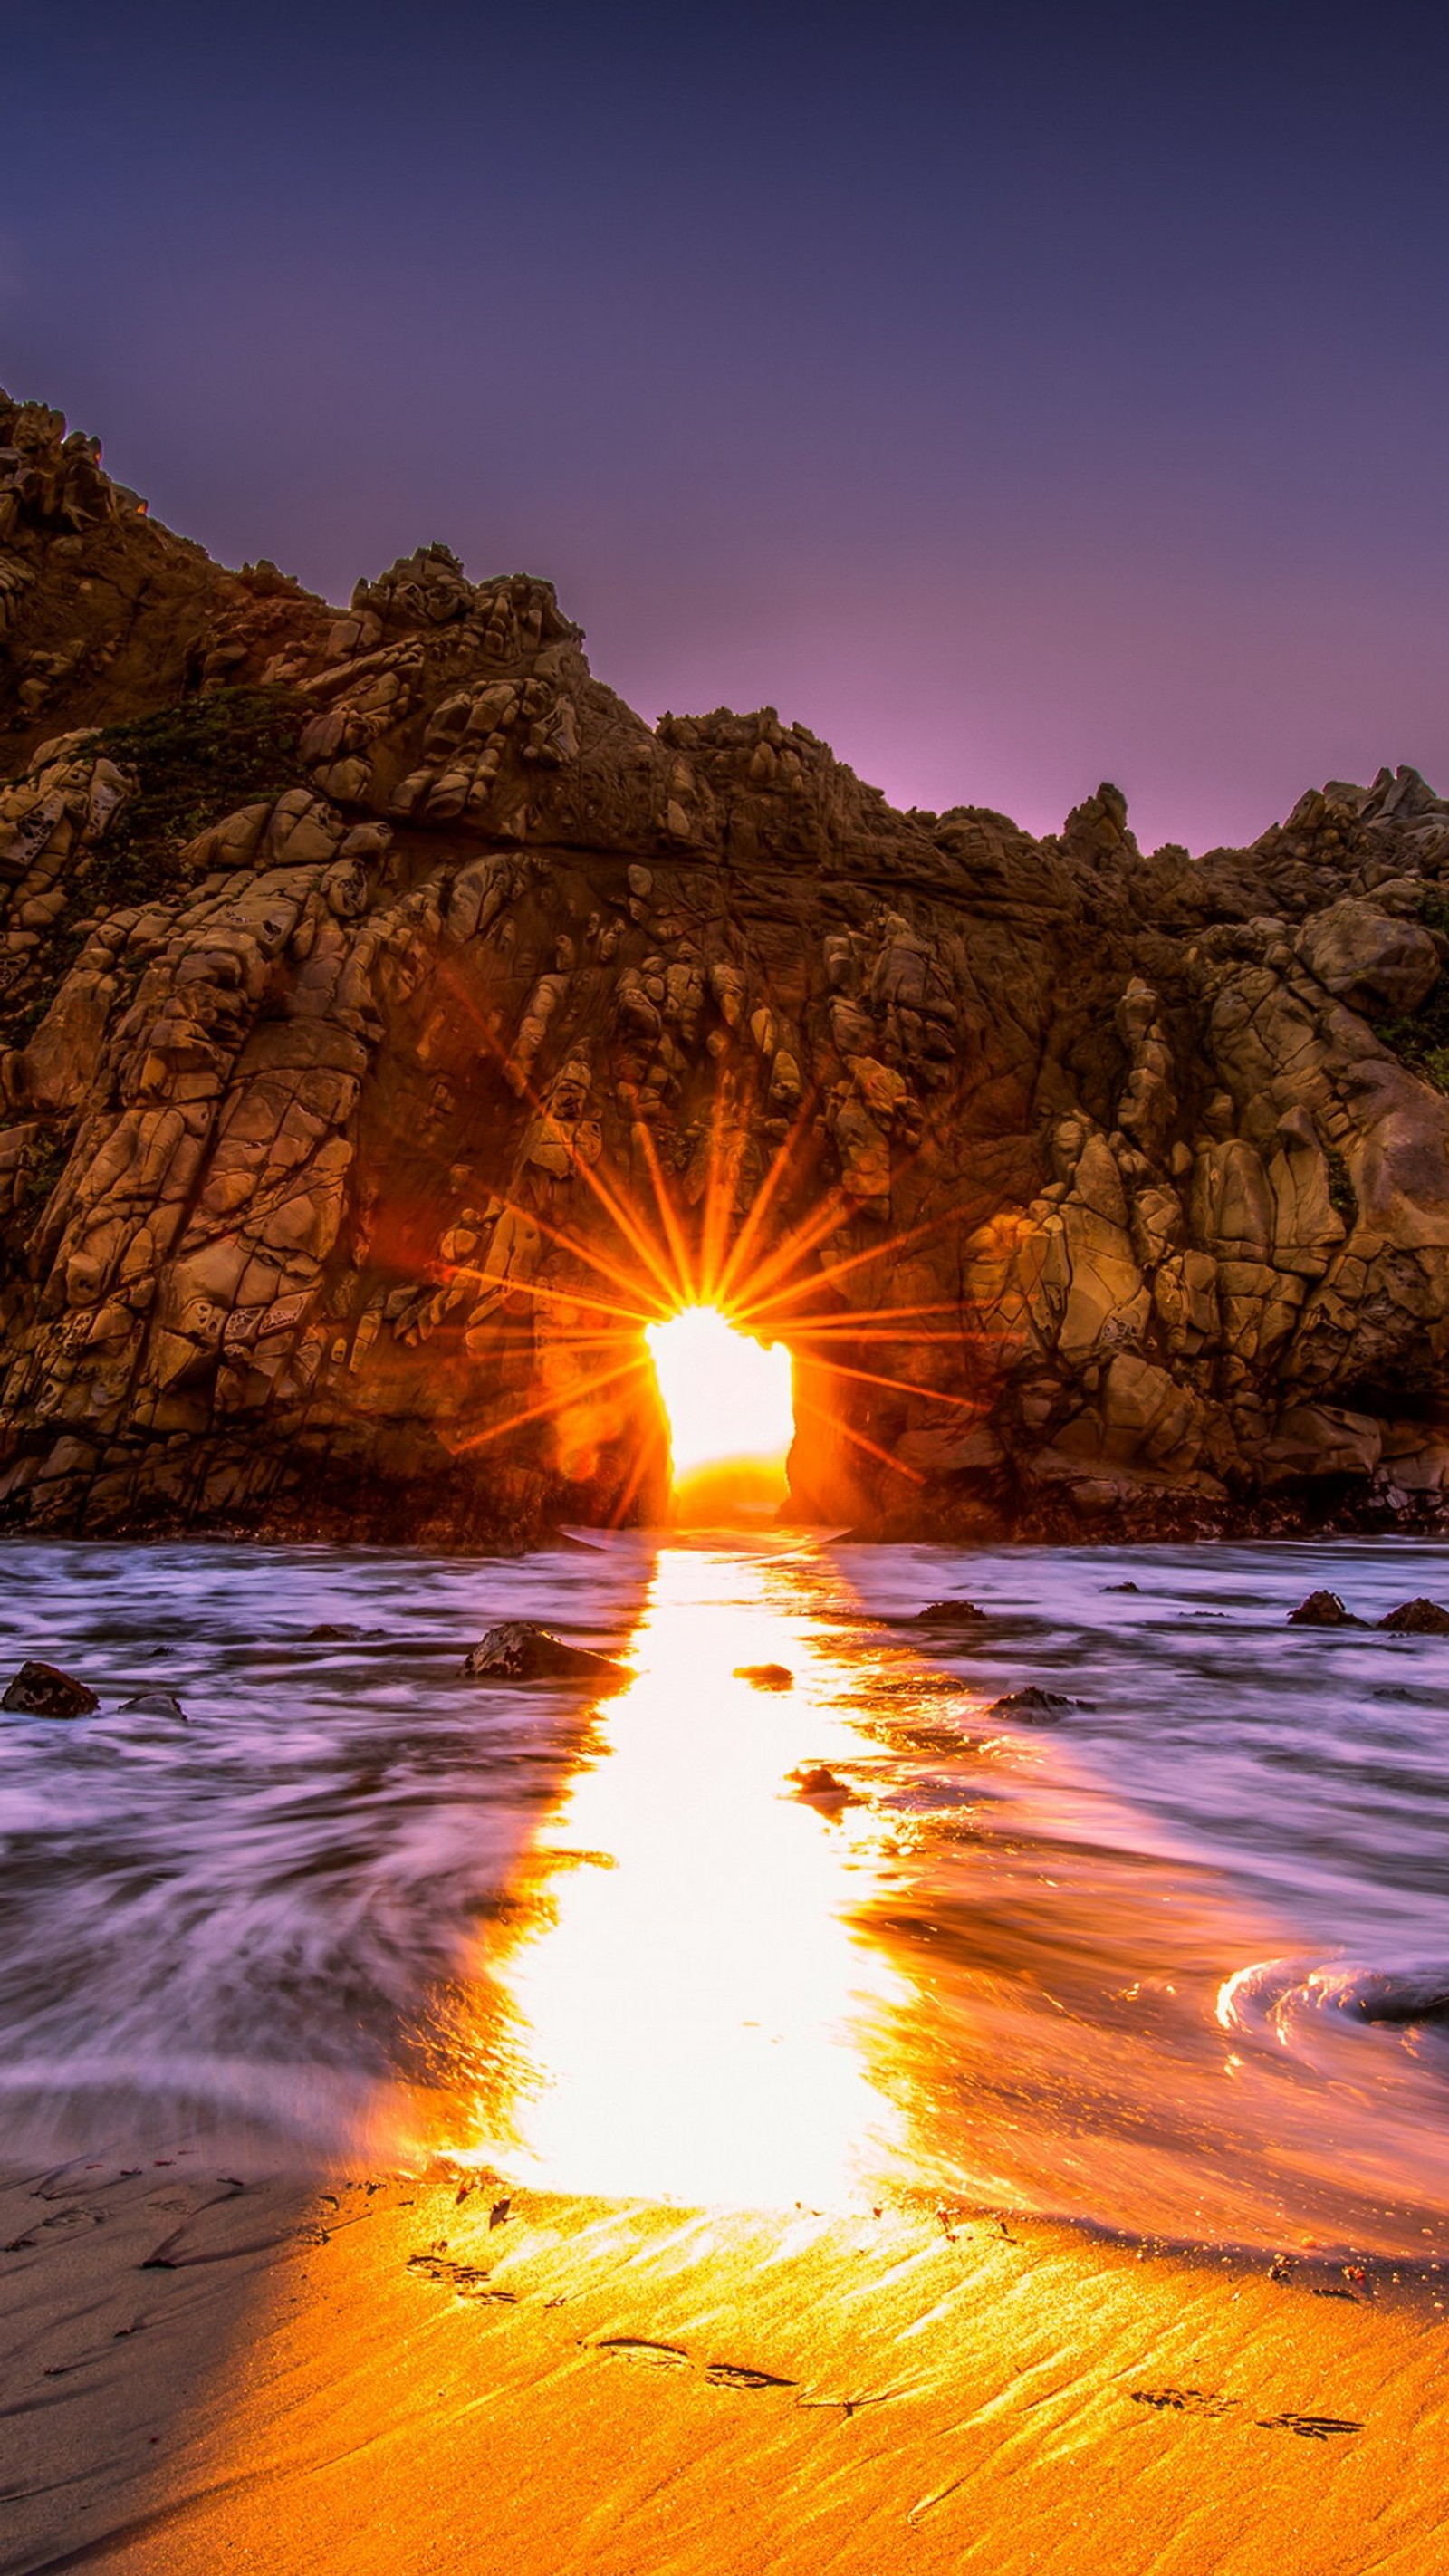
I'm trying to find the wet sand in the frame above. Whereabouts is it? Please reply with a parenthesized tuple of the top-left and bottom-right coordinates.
(3, 2159, 1444, 2575)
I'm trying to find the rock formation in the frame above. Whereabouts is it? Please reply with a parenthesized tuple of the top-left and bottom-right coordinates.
(3, 385, 1449, 1545)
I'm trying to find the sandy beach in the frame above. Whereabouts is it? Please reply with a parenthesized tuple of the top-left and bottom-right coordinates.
(2, 2157, 1444, 2576)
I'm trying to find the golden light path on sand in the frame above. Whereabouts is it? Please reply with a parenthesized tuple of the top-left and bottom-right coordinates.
(465, 1544, 910, 2209)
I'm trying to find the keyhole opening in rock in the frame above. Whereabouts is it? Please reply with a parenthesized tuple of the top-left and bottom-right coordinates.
(644, 1307, 794, 1524)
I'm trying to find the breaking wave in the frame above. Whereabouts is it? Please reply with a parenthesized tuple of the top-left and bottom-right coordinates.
(1218, 1954, 1449, 2060)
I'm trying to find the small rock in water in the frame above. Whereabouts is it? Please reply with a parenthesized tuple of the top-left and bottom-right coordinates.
(1287, 1591, 1364, 1627)
(461, 1621, 629, 1684)
(305, 1622, 365, 1639)
(789, 1764, 852, 1803)
(2, 1659, 100, 1717)
(1104, 1580, 1140, 1592)
(912, 1599, 989, 1625)
(1347, 1966, 1449, 2025)
(1377, 1597, 1449, 1635)
(119, 1688, 187, 1719)
(987, 1687, 1080, 1722)
(734, 1662, 793, 1689)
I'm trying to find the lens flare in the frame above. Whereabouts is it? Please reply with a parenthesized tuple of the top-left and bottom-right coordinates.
(645, 1307, 793, 1519)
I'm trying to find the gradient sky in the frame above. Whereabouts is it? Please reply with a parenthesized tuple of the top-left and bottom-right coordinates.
(5, 0, 1449, 851)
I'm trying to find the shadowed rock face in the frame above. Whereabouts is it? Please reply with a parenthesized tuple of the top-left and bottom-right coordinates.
(3, 387, 1449, 1546)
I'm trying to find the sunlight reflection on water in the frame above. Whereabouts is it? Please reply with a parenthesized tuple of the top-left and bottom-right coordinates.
(467, 1546, 908, 2206)
(4, 1533, 1449, 2254)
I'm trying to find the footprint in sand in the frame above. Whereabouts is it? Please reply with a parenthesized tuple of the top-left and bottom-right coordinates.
(589, 2341, 800, 2393)
(1256, 2413, 1362, 2441)
(406, 2252, 516, 2302)
(1130, 2389, 1241, 2418)
(704, 2361, 799, 2391)
(796, 2393, 895, 2418)
(1129, 2390, 1361, 2440)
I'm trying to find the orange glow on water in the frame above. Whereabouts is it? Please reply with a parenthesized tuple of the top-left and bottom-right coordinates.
(645, 1306, 793, 1519)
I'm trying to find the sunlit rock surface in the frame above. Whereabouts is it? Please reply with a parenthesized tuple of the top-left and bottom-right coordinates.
(3, 385, 1449, 1543)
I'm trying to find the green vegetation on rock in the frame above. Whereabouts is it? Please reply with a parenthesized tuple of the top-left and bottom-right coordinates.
(1325, 1149, 1357, 1221)
(1374, 890, 1449, 1090)
(93, 688, 308, 905)
(12, 1125, 71, 1226)
(1378, 981, 1449, 1092)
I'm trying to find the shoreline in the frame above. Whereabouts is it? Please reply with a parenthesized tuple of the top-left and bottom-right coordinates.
(4, 1501, 1449, 1554)
(3, 2158, 1447, 2574)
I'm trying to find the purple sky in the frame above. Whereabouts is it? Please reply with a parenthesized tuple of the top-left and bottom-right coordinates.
(6, 0, 1449, 851)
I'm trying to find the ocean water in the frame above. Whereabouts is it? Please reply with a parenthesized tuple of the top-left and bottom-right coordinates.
(0, 1532, 1445, 2259)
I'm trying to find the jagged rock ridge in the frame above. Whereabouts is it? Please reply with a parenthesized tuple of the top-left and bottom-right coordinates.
(2, 385, 1449, 1544)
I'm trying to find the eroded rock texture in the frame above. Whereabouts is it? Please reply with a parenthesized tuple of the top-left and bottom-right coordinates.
(4, 386, 1449, 1543)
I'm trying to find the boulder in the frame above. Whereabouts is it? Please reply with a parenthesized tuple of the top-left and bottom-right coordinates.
(893, 1422, 1004, 1476)
(1377, 1598, 1449, 1635)
(987, 1687, 1082, 1720)
(460, 1620, 629, 1683)
(734, 1662, 793, 1688)
(1297, 899, 1441, 1016)
(1190, 1139, 1273, 1264)
(119, 1687, 187, 1717)
(789, 1763, 852, 1803)
(1287, 1591, 1364, 1626)
(1264, 1407, 1383, 1484)
(2, 1658, 99, 1716)
(1097, 1352, 1204, 1467)
(911, 1599, 989, 1625)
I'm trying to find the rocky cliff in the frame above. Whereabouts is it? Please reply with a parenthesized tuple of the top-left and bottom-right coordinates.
(3, 387, 1449, 1545)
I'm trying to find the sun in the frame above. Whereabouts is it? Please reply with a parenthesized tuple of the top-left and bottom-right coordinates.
(444, 1037, 971, 1526)
(645, 1307, 793, 1518)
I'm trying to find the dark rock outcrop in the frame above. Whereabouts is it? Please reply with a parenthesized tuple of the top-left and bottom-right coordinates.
(789, 1763, 851, 1802)
(1287, 1591, 1364, 1626)
(4, 389, 1449, 1545)
(2, 1659, 99, 1715)
(987, 1687, 1081, 1720)
(1377, 1598, 1449, 1635)
(461, 1621, 629, 1681)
